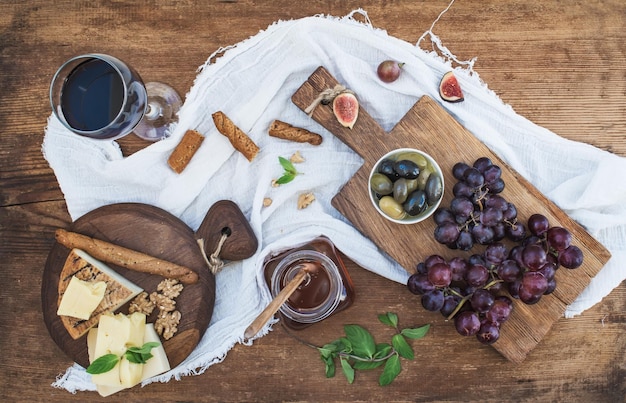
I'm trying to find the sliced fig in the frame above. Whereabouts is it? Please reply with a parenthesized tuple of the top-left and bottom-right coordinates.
(439, 71, 464, 103)
(333, 92, 359, 129)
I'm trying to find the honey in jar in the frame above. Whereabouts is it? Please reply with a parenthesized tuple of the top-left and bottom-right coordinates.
(263, 236, 355, 330)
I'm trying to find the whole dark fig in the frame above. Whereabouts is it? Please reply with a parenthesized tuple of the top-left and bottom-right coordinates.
(377, 60, 404, 83)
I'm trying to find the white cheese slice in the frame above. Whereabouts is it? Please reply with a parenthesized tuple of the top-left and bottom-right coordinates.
(57, 276, 106, 320)
(87, 315, 170, 397)
(140, 323, 171, 380)
(58, 248, 143, 339)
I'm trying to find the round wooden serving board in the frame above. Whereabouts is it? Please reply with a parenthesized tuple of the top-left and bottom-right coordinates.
(42, 200, 258, 369)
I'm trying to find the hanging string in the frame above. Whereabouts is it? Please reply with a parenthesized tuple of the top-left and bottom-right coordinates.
(197, 232, 229, 275)
(304, 84, 348, 116)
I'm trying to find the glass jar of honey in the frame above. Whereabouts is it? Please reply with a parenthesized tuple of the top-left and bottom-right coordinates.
(263, 236, 355, 330)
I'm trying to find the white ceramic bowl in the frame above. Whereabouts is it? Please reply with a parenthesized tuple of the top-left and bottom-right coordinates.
(368, 148, 444, 224)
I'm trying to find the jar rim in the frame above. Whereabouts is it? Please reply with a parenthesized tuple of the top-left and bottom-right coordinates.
(270, 250, 342, 324)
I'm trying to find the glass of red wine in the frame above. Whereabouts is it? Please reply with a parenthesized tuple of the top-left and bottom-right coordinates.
(50, 53, 182, 141)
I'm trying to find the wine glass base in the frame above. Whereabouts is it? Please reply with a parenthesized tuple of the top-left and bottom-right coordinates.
(133, 82, 182, 141)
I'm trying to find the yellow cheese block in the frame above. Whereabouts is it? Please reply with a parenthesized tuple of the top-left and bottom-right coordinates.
(87, 313, 171, 397)
(57, 276, 106, 320)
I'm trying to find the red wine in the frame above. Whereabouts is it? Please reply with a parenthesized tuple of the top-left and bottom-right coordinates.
(60, 58, 125, 131)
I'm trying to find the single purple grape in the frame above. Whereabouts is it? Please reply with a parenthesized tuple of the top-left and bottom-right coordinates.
(476, 320, 500, 344)
(421, 289, 445, 311)
(528, 213, 550, 236)
(427, 262, 452, 288)
(407, 273, 434, 295)
(465, 264, 489, 287)
(454, 311, 481, 336)
(559, 245, 583, 269)
(546, 226, 572, 251)
(470, 288, 495, 313)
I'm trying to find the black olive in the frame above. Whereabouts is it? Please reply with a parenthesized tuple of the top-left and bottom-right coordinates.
(378, 159, 398, 180)
(403, 190, 427, 216)
(425, 174, 443, 204)
(393, 159, 420, 179)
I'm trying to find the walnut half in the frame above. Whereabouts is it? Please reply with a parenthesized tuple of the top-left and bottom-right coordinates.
(297, 192, 316, 209)
(155, 310, 182, 340)
(157, 278, 184, 299)
(128, 292, 155, 316)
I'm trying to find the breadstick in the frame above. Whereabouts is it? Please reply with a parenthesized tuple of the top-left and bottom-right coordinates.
(268, 120, 323, 145)
(212, 111, 259, 161)
(54, 229, 199, 285)
(168, 129, 205, 174)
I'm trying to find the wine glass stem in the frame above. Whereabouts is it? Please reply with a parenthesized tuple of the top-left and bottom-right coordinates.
(144, 102, 163, 121)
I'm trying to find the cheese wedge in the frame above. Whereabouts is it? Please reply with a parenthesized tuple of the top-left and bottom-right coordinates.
(57, 276, 106, 320)
(58, 248, 143, 339)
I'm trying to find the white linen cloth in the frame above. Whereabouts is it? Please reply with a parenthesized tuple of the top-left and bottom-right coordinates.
(43, 9, 626, 393)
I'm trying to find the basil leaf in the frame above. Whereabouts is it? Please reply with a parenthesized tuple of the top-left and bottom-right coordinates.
(124, 342, 160, 364)
(401, 324, 430, 340)
(392, 334, 414, 360)
(352, 360, 385, 370)
(275, 173, 295, 184)
(86, 353, 119, 375)
(338, 337, 352, 354)
(378, 312, 398, 328)
(318, 343, 338, 360)
(322, 355, 335, 378)
(344, 325, 376, 359)
(374, 343, 392, 359)
(278, 157, 297, 175)
(377, 313, 393, 327)
(340, 357, 355, 384)
(379, 354, 401, 386)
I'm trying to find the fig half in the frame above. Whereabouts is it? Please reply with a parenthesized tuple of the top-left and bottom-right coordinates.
(439, 71, 464, 103)
(333, 92, 359, 129)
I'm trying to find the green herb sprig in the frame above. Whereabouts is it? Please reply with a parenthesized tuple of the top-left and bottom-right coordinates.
(318, 312, 429, 386)
(276, 156, 300, 184)
(86, 341, 160, 375)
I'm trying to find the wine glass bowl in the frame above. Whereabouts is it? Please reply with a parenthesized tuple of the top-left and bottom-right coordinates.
(50, 53, 181, 142)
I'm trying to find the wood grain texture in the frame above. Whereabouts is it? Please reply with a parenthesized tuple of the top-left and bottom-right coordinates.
(1, 1, 625, 401)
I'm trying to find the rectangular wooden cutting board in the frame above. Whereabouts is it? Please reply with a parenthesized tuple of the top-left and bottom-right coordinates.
(291, 66, 611, 363)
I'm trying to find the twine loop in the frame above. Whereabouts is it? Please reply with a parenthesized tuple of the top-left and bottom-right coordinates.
(304, 84, 349, 116)
(197, 231, 229, 275)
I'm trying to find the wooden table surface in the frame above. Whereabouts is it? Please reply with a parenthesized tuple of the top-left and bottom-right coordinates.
(1, 1, 624, 402)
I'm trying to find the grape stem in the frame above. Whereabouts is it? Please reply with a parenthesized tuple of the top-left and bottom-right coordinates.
(445, 293, 471, 321)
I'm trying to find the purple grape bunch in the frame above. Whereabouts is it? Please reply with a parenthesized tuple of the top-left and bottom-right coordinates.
(433, 157, 525, 250)
(407, 156, 584, 346)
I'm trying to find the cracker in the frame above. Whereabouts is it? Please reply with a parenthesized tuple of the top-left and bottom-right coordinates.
(167, 129, 205, 173)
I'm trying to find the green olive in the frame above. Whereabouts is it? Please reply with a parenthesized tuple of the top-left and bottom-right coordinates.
(416, 167, 433, 190)
(395, 152, 428, 170)
(370, 173, 393, 195)
(379, 196, 406, 220)
(406, 178, 418, 194)
(393, 178, 409, 204)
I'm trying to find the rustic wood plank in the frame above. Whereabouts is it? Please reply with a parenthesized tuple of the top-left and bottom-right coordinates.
(1, 1, 625, 401)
